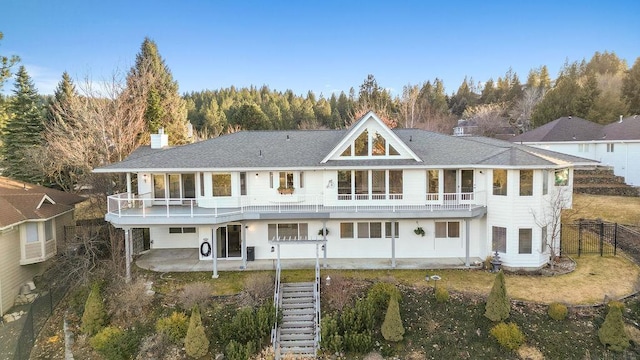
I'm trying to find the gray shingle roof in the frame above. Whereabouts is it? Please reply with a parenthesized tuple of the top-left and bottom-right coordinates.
(95, 126, 595, 173)
(511, 115, 640, 143)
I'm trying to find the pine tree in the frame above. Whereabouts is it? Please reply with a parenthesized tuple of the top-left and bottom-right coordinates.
(484, 270, 510, 322)
(81, 283, 107, 336)
(598, 301, 629, 352)
(381, 296, 405, 342)
(47, 71, 78, 126)
(127, 37, 189, 145)
(185, 305, 209, 358)
(0, 32, 20, 90)
(1, 66, 45, 183)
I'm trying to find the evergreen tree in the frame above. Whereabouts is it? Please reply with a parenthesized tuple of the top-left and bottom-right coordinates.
(0, 32, 20, 90)
(47, 71, 78, 126)
(127, 37, 189, 145)
(484, 270, 510, 322)
(598, 301, 629, 352)
(1, 66, 45, 183)
(81, 283, 107, 336)
(185, 305, 209, 358)
(622, 57, 640, 114)
(381, 296, 405, 342)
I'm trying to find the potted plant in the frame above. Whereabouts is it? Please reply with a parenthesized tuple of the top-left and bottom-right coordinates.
(278, 186, 294, 195)
(414, 226, 425, 237)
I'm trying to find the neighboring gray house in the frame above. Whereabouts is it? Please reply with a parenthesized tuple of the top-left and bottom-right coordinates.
(0, 177, 84, 316)
(511, 116, 640, 186)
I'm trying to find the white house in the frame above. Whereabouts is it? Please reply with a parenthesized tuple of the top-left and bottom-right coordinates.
(511, 115, 640, 186)
(94, 111, 596, 277)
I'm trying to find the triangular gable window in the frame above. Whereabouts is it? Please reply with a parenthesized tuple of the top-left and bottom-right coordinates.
(389, 144, 399, 155)
(340, 129, 401, 158)
(340, 146, 351, 157)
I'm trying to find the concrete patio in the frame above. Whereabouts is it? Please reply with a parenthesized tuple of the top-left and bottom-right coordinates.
(134, 248, 483, 273)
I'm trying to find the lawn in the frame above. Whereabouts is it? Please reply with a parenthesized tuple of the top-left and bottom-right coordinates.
(565, 193, 640, 225)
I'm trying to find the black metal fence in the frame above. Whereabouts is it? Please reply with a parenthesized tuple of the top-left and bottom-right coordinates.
(561, 220, 618, 256)
(13, 282, 70, 360)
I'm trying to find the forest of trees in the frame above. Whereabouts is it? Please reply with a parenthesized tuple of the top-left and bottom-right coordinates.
(1, 30, 639, 193)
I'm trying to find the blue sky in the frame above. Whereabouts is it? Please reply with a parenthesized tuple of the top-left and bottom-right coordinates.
(1, 0, 639, 97)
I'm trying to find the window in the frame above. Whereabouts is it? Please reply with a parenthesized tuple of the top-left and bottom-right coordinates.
(169, 227, 196, 234)
(299, 172, 304, 188)
(435, 221, 460, 238)
(385, 222, 399, 238)
(519, 229, 532, 254)
(354, 130, 369, 156)
(183, 174, 196, 198)
(427, 170, 439, 200)
(607, 143, 614, 152)
(372, 170, 385, 197)
(240, 172, 247, 195)
(554, 168, 569, 186)
(541, 226, 548, 253)
(338, 170, 351, 198)
(578, 143, 589, 152)
(340, 145, 351, 157)
(519, 170, 533, 196)
(355, 171, 368, 197)
(542, 170, 549, 195)
(268, 223, 308, 240)
(269, 172, 274, 188)
(492, 226, 507, 253)
(279, 172, 294, 189)
(340, 223, 354, 238)
(212, 173, 232, 196)
(389, 170, 403, 197)
(357, 222, 383, 238)
(200, 173, 205, 196)
(168, 174, 181, 198)
(45, 220, 54, 241)
(461, 170, 474, 193)
(372, 132, 386, 156)
(26, 223, 39, 243)
(493, 169, 507, 196)
(153, 174, 165, 198)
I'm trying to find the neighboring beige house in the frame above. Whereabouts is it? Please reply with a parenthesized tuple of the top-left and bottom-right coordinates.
(0, 177, 84, 316)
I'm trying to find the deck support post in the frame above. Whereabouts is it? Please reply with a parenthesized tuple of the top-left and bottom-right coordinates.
(465, 219, 470, 267)
(212, 226, 219, 278)
(391, 220, 396, 268)
(124, 227, 131, 283)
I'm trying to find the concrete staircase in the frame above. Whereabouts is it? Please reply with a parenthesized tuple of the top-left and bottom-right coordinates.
(277, 282, 317, 358)
(573, 166, 639, 197)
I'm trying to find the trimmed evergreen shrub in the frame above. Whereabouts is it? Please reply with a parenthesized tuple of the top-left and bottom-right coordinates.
(90, 325, 143, 360)
(185, 305, 209, 358)
(381, 296, 405, 342)
(155, 311, 188, 345)
(225, 340, 256, 360)
(366, 282, 401, 324)
(548, 302, 568, 321)
(81, 283, 107, 336)
(321, 315, 343, 353)
(490, 322, 525, 351)
(343, 331, 374, 353)
(90, 326, 122, 353)
(435, 286, 450, 303)
(484, 271, 510, 322)
(598, 301, 630, 352)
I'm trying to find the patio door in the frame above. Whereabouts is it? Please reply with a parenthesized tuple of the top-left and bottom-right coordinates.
(215, 224, 242, 259)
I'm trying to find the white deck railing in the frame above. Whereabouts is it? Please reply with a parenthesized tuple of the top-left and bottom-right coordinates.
(106, 191, 486, 218)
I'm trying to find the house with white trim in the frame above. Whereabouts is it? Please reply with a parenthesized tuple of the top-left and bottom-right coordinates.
(0, 177, 84, 316)
(94, 111, 596, 277)
(511, 115, 640, 186)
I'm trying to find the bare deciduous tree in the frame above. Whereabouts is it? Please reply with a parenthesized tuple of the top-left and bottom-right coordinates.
(462, 102, 510, 137)
(532, 186, 571, 270)
(510, 87, 543, 133)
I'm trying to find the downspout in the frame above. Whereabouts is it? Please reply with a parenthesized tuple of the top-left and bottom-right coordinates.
(124, 228, 131, 283)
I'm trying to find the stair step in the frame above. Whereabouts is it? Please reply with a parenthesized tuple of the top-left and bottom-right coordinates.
(279, 339, 315, 347)
(280, 346, 315, 356)
(280, 326, 314, 334)
(282, 291, 314, 297)
(280, 320, 315, 328)
(282, 308, 315, 315)
(280, 332, 315, 340)
(282, 314, 314, 322)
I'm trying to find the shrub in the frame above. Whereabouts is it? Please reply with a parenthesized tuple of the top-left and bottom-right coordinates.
(381, 296, 405, 342)
(366, 282, 401, 325)
(484, 271, 510, 322)
(185, 305, 209, 358)
(107, 278, 155, 327)
(340, 298, 375, 334)
(243, 272, 274, 306)
(321, 315, 344, 354)
(598, 301, 630, 352)
(90, 326, 122, 352)
(81, 283, 106, 336)
(435, 286, 449, 303)
(225, 340, 256, 360)
(323, 273, 364, 312)
(343, 331, 374, 353)
(548, 302, 568, 321)
(90, 326, 143, 360)
(155, 311, 188, 345)
(490, 322, 525, 351)
(178, 282, 212, 310)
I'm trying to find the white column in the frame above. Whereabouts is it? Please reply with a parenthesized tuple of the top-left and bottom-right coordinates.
(124, 228, 131, 283)
(212, 226, 219, 279)
(241, 223, 247, 270)
(126, 173, 132, 201)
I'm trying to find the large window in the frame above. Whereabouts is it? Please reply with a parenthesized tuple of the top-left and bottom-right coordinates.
(554, 169, 569, 186)
(435, 221, 460, 238)
(212, 174, 232, 196)
(372, 170, 385, 198)
(354, 130, 369, 156)
(427, 170, 439, 200)
(153, 175, 165, 198)
(342, 222, 393, 238)
(461, 170, 474, 193)
(519, 229, 532, 254)
(492, 226, 507, 253)
(355, 170, 369, 198)
(268, 223, 308, 240)
(26, 223, 39, 243)
(279, 172, 294, 189)
(340, 223, 354, 238)
(372, 132, 386, 156)
(389, 170, 403, 198)
(240, 172, 247, 195)
(519, 170, 533, 196)
(338, 170, 351, 197)
(338, 170, 403, 200)
(493, 169, 508, 196)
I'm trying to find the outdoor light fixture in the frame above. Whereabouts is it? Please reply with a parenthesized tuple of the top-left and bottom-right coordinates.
(321, 244, 325, 251)
(142, 174, 148, 183)
(271, 246, 275, 253)
(325, 275, 331, 286)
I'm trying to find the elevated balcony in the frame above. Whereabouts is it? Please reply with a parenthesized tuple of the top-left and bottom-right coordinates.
(105, 191, 487, 226)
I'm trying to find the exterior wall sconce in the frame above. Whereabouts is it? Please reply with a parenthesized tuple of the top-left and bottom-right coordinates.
(142, 174, 148, 183)
(325, 275, 331, 286)
(321, 244, 325, 251)
(271, 246, 275, 253)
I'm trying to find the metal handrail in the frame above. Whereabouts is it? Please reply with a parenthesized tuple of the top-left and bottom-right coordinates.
(271, 263, 282, 357)
(314, 256, 321, 356)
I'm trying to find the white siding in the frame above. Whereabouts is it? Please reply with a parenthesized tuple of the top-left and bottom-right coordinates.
(150, 227, 199, 248)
